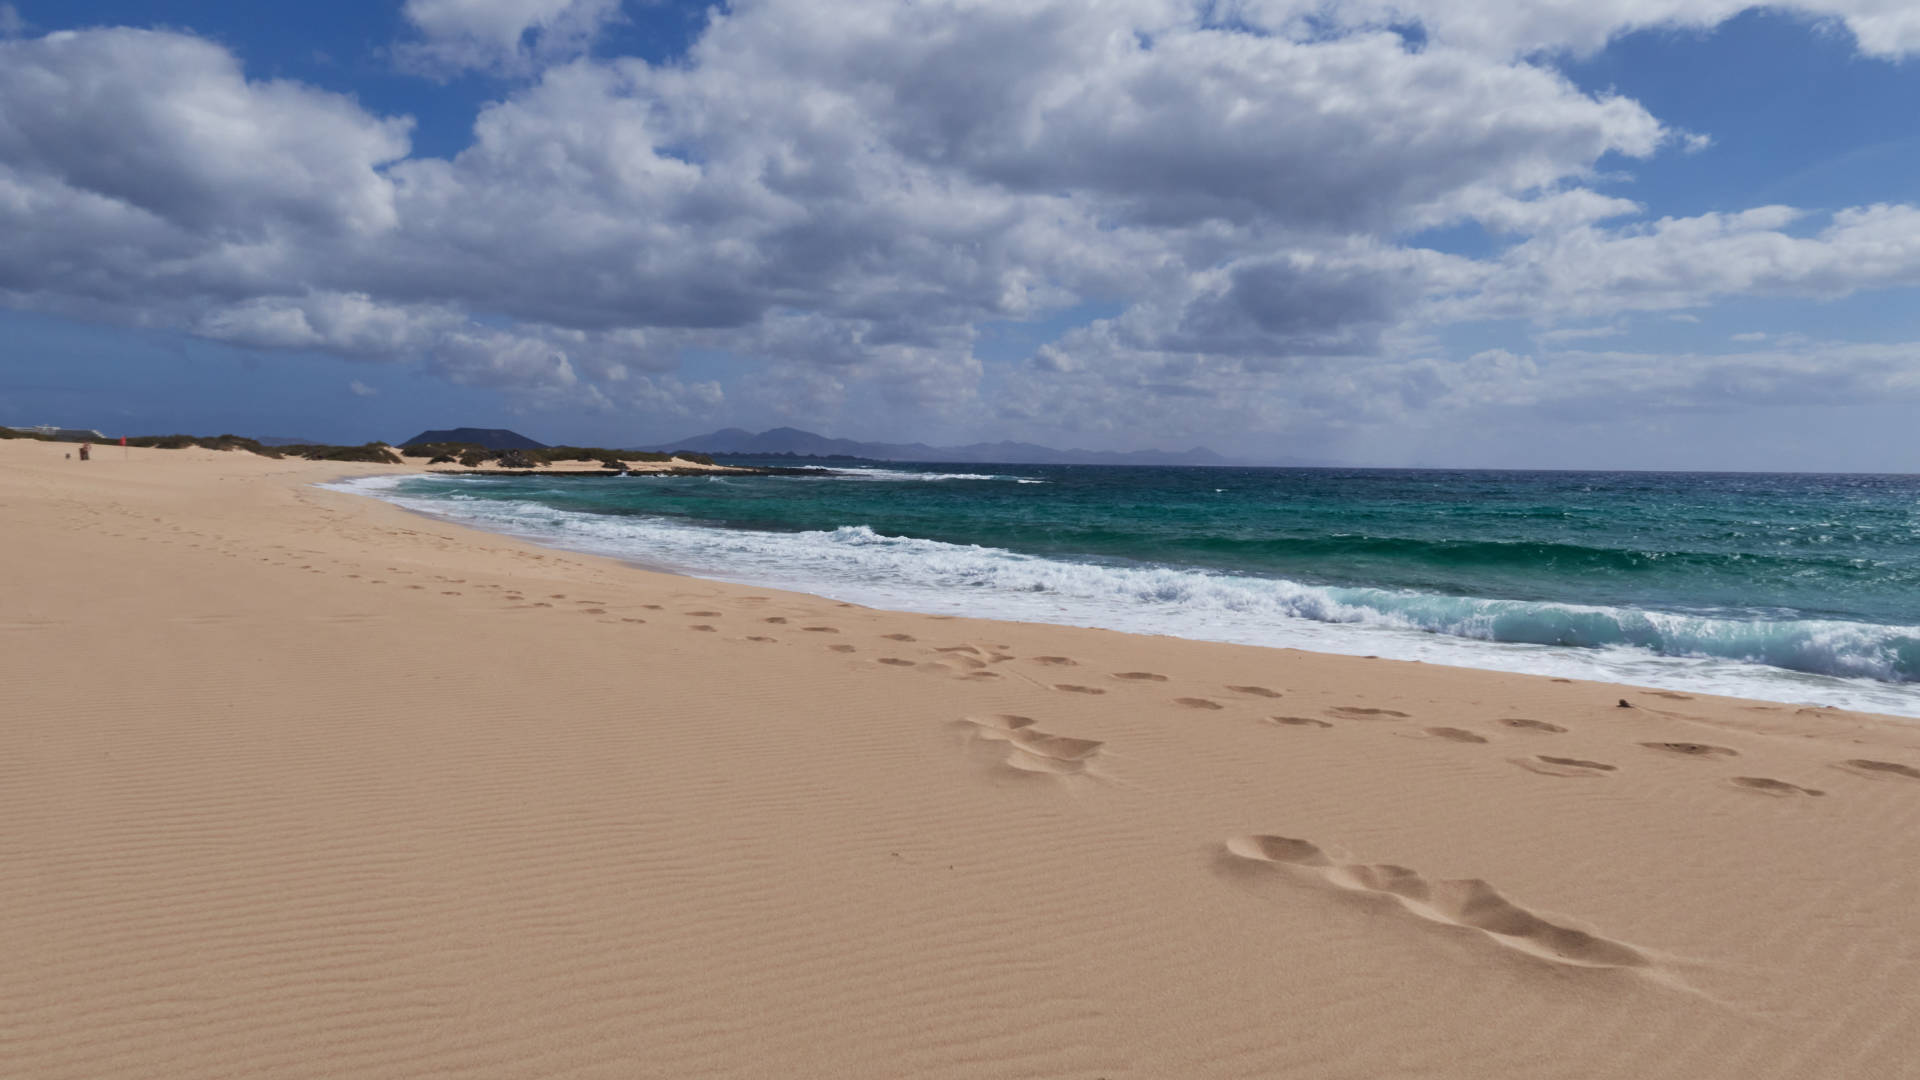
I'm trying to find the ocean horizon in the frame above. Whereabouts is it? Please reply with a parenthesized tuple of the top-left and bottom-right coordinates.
(332, 461, 1920, 718)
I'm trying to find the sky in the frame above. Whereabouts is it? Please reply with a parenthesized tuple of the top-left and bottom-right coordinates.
(2, 1, 1919, 469)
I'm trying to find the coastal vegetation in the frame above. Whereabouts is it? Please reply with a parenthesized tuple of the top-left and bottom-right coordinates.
(0, 427, 713, 468)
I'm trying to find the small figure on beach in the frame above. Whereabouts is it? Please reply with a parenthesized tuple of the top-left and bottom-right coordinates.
(79, 442, 91, 461)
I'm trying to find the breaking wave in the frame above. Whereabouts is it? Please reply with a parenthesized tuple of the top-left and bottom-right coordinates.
(832, 467, 1041, 483)
(325, 476, 1920, 716)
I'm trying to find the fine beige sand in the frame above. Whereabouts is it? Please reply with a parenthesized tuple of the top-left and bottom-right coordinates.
(6, 439, 1920, 1079)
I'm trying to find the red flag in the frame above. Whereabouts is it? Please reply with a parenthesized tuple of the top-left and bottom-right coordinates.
(120, 436, 127, 447)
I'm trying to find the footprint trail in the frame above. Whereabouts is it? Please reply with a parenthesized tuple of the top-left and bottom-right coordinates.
(1222, 834, 1651, 970)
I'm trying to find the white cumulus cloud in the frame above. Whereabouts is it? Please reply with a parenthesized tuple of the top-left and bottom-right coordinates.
(398, 0, 624, 75)
(2, 2, 1920, 447)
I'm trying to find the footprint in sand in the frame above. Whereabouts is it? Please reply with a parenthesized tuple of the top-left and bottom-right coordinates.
(1269, 716, 1333, 729)
(1175, 697, 1224, 710)
(828, 644, 856, 653)
(1648, 691, 1695, 701)
(1499, 718, 1566, 733)
(958, 715, 1104, 776)
(621, 617, 646, 624)
(803, 626, 840, 633)
(688, 624, 716, 632)
(1114, 671, 1169, 682)
(961, 713, 1034, 732)
(442, 590, 462, 596)
(643, 604, 662, 610)
(746, 635, 776, 642)
(1423, 727, 1488, 744)
(686, 610, 722, 617)
(582, 608, 606, 614)
(1515, 755, 1616, 777)
(878, 657, 917, 667)
(764, 616, 788, 624)
(1731, 777, 1825, 798)
(1220, 834, 1648, 969)
(1640, 741, 1738, 759)
(1031, 656, 1078, 667)
(550, 594, 566, 599)
(1328, 706, 1409, 720)
(1055, 684, 1107, 695)
(1227, 685, 1283, 698)
(881, 633, 916, 642)
(1838, 759, 1920, 780)
(938, 645, 982, 656)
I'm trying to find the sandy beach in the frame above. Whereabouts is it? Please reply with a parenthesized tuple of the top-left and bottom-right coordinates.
(6, 438, 1920, 1080)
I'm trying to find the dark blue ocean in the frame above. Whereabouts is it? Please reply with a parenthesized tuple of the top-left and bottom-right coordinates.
(333, 464, 1920, 716)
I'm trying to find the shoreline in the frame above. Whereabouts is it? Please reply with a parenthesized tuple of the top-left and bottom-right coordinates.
(423, 464, 831, 478)
(339, 468, 1920, 721)
(9, 438, 1920, 1078)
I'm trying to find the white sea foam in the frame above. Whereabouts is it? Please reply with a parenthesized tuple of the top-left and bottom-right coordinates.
(832, 467, 1037, 482)
(325, 476, 1920, 718)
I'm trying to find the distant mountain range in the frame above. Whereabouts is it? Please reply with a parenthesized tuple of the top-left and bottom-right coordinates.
(400, 427, 548, 449)
(636, 427, 1236, 466)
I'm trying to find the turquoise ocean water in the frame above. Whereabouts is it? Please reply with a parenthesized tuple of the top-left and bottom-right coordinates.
(331, 464, 1920, 717)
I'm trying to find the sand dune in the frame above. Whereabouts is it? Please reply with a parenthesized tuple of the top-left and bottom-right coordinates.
(6, 439, 1920, 1078)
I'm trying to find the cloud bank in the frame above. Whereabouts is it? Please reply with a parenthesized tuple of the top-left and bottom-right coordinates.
(3, 1, 1920, 450)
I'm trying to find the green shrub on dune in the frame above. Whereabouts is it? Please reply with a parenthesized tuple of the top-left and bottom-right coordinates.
(402, 441, 489, 460)
(274, 442, 402, 464)
(201, 434, 279, 456)
(123, 434, 199, 450)
(121, 433, 284, 457)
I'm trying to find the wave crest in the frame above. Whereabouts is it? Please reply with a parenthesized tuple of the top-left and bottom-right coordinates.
(810, 527, 1917, 682)
(833, 468, 1035, 482)
(320, 479, 1920, 714)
